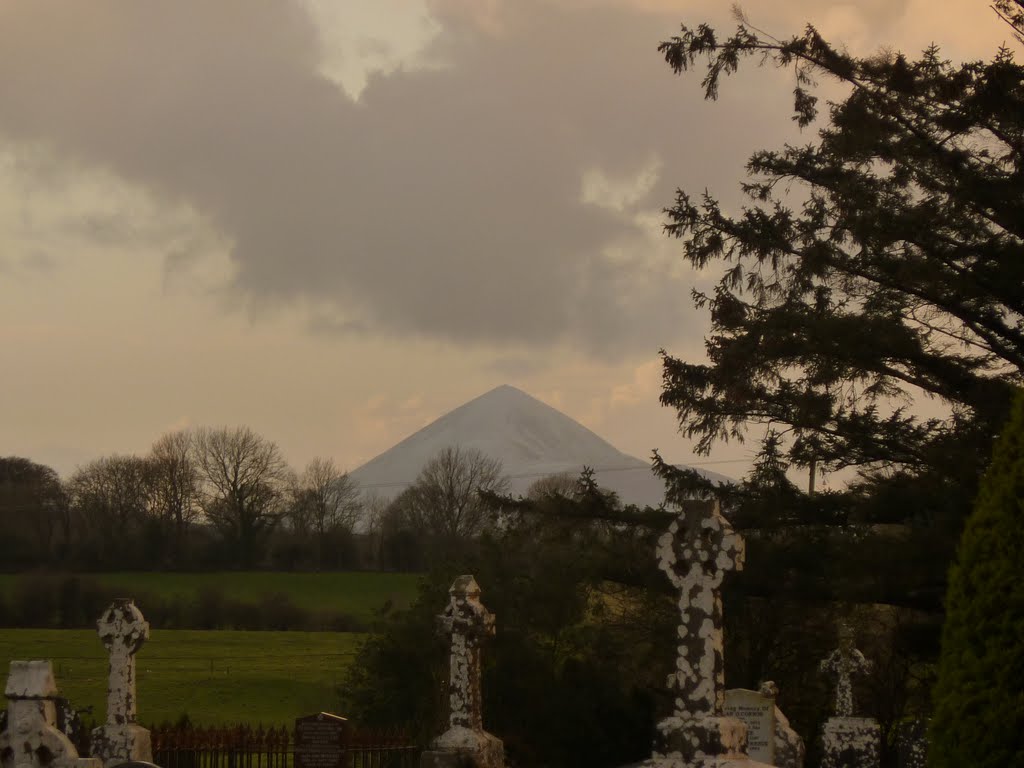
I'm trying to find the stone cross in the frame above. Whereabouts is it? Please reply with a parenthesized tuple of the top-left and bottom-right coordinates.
(437, 575, 495, 732)
(820, 623, 872, 718)
(657, 499, 745, 718)
(97, 598, 149, 726)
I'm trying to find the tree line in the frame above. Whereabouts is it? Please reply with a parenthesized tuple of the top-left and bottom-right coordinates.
(1, 431, 505, 572)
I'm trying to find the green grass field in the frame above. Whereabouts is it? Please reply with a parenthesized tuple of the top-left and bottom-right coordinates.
(0, 571, 423, 624)
(0, 628, 364, 726)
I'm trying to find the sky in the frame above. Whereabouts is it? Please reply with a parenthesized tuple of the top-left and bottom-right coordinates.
(0, 0, 1013, 485)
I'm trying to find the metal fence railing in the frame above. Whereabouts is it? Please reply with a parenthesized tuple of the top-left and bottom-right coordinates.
(150, 724, 419, 768)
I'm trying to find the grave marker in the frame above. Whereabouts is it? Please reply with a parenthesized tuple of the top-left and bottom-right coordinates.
(295, 712, 349, 768)
(420, 576, 503, 768)
(723, 689, 774, 764)
(90, 599, 152, 768)
(819, 624, 880, 768)
(820, 623, 871, 719)
(642, 500, 773, 767)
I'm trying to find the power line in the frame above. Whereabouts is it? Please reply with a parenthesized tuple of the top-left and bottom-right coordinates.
(353, 458, 751, 491)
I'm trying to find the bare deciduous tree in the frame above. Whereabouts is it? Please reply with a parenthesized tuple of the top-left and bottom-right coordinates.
(526, 472, 578, 500)
(193, 426, 292, 568)
(66, 455, 156, 566)
(150, 430, 201, 567)
(290, 457, 361, 569)
(398, 446, 508, 541)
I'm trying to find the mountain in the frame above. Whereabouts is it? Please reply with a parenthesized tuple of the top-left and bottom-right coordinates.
(349, 385, 730, 508)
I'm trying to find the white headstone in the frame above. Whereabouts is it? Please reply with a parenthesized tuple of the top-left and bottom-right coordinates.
(724, 689, 775, 764)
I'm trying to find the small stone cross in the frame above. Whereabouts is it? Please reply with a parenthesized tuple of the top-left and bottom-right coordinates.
(437, 575, 494, 732)
(657, 500, 745, 718)
(820, 623, 871, 718)
(97, 599, 149, 726)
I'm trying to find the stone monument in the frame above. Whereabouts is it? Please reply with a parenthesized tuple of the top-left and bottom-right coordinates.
(642, 500, 774, 768)
(723, 689, 774, 764)
(818, 624, 879, 768)
(90, 599, 153, 768)
(294, 712, 349, 768)
(421, 576, 503, 768)
(0, 660, 100, 768)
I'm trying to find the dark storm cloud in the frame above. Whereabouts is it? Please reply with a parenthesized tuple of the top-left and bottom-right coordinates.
(0, 0, 807, 357)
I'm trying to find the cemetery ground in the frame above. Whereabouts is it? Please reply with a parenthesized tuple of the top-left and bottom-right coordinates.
(0, 628, 363, 726)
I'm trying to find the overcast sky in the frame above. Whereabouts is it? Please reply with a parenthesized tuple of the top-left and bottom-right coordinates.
(0, 0, 1012, 484)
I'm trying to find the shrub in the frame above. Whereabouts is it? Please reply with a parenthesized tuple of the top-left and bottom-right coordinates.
(193, 585, 227, 629)
(257, 592, 305, 631)
(930, 390, 1024, 767)
(13, 571, 60, 626)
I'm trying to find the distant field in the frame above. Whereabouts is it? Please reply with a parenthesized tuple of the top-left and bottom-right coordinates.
(0, 628, 364, 726)
(0, 571, 423, 625)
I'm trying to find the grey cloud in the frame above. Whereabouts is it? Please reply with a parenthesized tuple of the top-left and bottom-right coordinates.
(485, 354, 551, 379)
(0, 0, 843, 359)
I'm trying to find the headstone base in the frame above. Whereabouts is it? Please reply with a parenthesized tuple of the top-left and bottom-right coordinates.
(820, 717, 880, 768)
(639, 714, 776, 767)
(654, 714, 747, 762)
(420, 727, 503, 768)
(641, 759, 776, 768)
(90, 723, 152, 768)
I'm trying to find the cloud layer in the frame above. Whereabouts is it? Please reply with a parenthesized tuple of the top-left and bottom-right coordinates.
(0, 0, 1005, 359)
(0, 0, 792, 358)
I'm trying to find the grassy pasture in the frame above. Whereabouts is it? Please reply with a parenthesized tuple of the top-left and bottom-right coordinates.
(0, 571, 423, 625)
(0, 628, 363, 726)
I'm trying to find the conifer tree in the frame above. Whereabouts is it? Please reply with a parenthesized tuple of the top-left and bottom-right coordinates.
(930, 390, 1024, 767)
(657, 10, 1024, 530)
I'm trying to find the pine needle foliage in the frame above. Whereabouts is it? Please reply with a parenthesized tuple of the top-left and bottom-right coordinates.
(657, 16, 1024, 505)
(929, 390, 1024, 767)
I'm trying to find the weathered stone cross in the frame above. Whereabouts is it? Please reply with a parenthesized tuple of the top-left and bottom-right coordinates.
(97, 598, 149, 727)
(437, 575, 494, 732)
(820, 623, 871, 718)
(657, 499, 745, 718)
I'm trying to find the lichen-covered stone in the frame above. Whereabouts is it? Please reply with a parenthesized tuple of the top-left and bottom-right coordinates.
(0, 660, 101, 768)
(423, 577, 502, 768)
(638, 503, 774, 768)
(90, 599, 152, 768)
(656, 502, 744, 718)
(820, 717, 880, 768)
(770, 706, 803, 768)
(819, 624, 870, 719)
(421, 728, 504, 768)
(895, 719, 928, 768)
